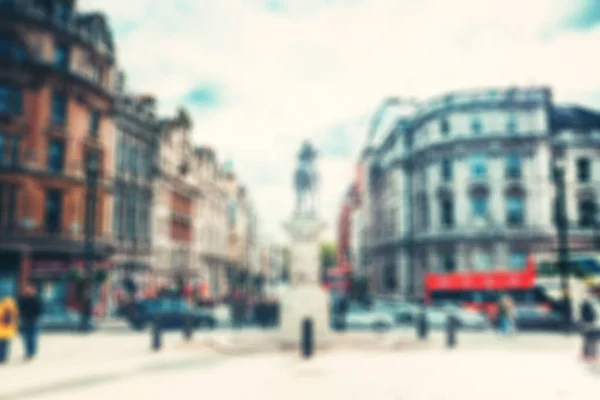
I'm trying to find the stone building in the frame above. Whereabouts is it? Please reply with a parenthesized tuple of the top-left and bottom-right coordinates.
(110, 72, 160, 302)
(359, 86, 600, 298)
(193, 145, 229, 299)
(0, 1, 117, 311)
(151, 110, 200, 287)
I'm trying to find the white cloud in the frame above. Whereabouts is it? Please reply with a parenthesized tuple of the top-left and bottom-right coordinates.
(81, 0, 600, 243)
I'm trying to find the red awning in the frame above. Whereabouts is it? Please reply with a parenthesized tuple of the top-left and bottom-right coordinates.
(425, 269, 535, 292)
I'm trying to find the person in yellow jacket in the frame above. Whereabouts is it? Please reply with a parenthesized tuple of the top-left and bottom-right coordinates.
(0, 294, 19, 364)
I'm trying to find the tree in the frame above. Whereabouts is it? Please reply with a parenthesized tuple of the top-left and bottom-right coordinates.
(320, 241, 337, 282)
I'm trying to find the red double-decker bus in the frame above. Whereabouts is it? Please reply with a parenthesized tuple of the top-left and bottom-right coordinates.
(424, 255, 547, 318)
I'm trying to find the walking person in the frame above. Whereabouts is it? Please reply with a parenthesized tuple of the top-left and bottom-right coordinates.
(17, 284, 43, 361)
(0, 291, 19, 364)
(579, 288, 598, 362)
(496, 294, 511, 335)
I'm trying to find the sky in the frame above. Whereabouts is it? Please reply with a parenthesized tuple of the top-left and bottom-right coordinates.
(80, 0, 600, 244)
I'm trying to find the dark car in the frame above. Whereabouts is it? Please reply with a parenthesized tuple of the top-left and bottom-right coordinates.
(127, 298, 216, 331)
(514, 306, 563, 331)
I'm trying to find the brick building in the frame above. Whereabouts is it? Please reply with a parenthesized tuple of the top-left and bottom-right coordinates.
(0, 1, 117, 312)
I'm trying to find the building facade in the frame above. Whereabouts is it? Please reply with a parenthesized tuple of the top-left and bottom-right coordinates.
(0, 1, 117, 311)
(194, 146, 229, 299)
(110, 72, 159, 304)
(359, 86, 600, 298)
(152, 112, 200, 287)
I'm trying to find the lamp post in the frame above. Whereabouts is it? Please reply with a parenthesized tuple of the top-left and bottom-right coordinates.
(81, 149, 100, 332)
(553, 155, 572, 333)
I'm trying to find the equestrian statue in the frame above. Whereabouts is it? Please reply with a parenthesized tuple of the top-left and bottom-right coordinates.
(294, 140, 319, 217)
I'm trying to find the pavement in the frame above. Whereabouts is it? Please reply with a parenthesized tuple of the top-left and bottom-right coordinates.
(0, 329, 598, 400)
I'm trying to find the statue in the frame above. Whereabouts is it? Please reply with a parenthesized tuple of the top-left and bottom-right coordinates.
(294, 140, 319, 217)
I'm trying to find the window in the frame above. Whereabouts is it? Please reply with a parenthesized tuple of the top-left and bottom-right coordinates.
(576, 158, 591, 183)
(116, 131, 125, 171)
(0, 134, 20, 167)
(129, 145, 138, 175)
(113, 185, 123, 239)
(472, 249, 492, 271)
(89, 109, 100, 136)
(53, 43, 69, 69)
(505, 153, 522, 179)
(507, 114, 518, 134)
(0, 84, 23, 115)
(55, 1, 72, 25)
(509, 251, 527, 270)
(440, 198, 454, 228)
(440, 253, 456, 273)
(471, 115, 483, 134)
(47, 140, 65, 173)
(506, 196, 524, 226)
(578, 199, 596, 228)
(439, 118, 450, 136)
(44, 190, 62, 234)
(471, 196, 488, 218)
(418, 196, 429, 231)
(51, 92, 67, 125)
(0, 183, 18, 232)
(470, 154, 487, 178)
(0, 36, 25, 61)
(126, 188, 136, 239)
(441, 158, 452, 182)
(90, 64, 101, 84)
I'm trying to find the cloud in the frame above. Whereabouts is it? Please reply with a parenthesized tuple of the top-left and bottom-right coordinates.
(184, 84, 222, 109)
(80, 0, 600, 243)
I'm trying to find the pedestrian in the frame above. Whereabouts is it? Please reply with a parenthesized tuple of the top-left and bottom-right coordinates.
(0, 290, 18, 364)
(17, 283, 43, 361)
(496, 294, 511, 335)
(579, 288, 598, 362)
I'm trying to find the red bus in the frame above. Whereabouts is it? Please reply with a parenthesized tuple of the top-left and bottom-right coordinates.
(423, 255, 550, 319)
(326, 265, 351, 295)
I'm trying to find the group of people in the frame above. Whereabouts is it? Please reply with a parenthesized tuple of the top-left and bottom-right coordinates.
(0, 283, 43, 364)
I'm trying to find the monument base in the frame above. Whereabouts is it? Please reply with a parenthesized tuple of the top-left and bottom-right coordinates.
(278, 284, 331, 348)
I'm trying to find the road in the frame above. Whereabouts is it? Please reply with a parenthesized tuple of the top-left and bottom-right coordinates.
(0, 329, 598, 399)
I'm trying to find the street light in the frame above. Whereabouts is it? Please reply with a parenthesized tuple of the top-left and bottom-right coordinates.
(81, 149, 100, 332)
(553, 153, 572, 333)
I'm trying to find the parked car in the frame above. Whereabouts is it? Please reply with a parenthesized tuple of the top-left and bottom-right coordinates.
(128, 298, 216, 331)
(373, 301, 421, 325)
(345, 303, 395, 331)
(40, 308, 97, 332)
(514, 306, 563, 331)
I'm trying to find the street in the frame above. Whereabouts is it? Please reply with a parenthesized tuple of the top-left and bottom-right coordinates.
(0, 329, 598, 400)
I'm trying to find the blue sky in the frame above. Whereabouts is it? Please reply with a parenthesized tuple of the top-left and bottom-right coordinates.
(81, 0, 600, 243)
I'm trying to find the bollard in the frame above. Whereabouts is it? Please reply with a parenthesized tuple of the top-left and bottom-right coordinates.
(183, 313, 193, 341)
(152, 315, 162, 351)
(301, 318, 314, 359)
(446, 314, 458, 349)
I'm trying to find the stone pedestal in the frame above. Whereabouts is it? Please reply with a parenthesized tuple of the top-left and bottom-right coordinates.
(278, 216, 331, 348)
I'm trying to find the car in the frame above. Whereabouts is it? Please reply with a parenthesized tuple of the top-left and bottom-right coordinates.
(127, 298, 216, 331)
(374, 301, 422, 325)
(514, 306, 563, 331)
(39, 308, 97, 332)
(345, 303, 395, 332)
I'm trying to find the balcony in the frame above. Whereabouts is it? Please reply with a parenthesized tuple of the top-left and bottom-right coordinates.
(0, 224, 115, 256)
(468, 177, 490, 195)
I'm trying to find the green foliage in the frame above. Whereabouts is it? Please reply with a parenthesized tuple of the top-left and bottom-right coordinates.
(320, 241, 337, 270)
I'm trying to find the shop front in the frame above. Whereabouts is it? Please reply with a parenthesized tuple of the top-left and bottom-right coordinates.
(0, 253, 20, 297)
(30, 256, 112, 316)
